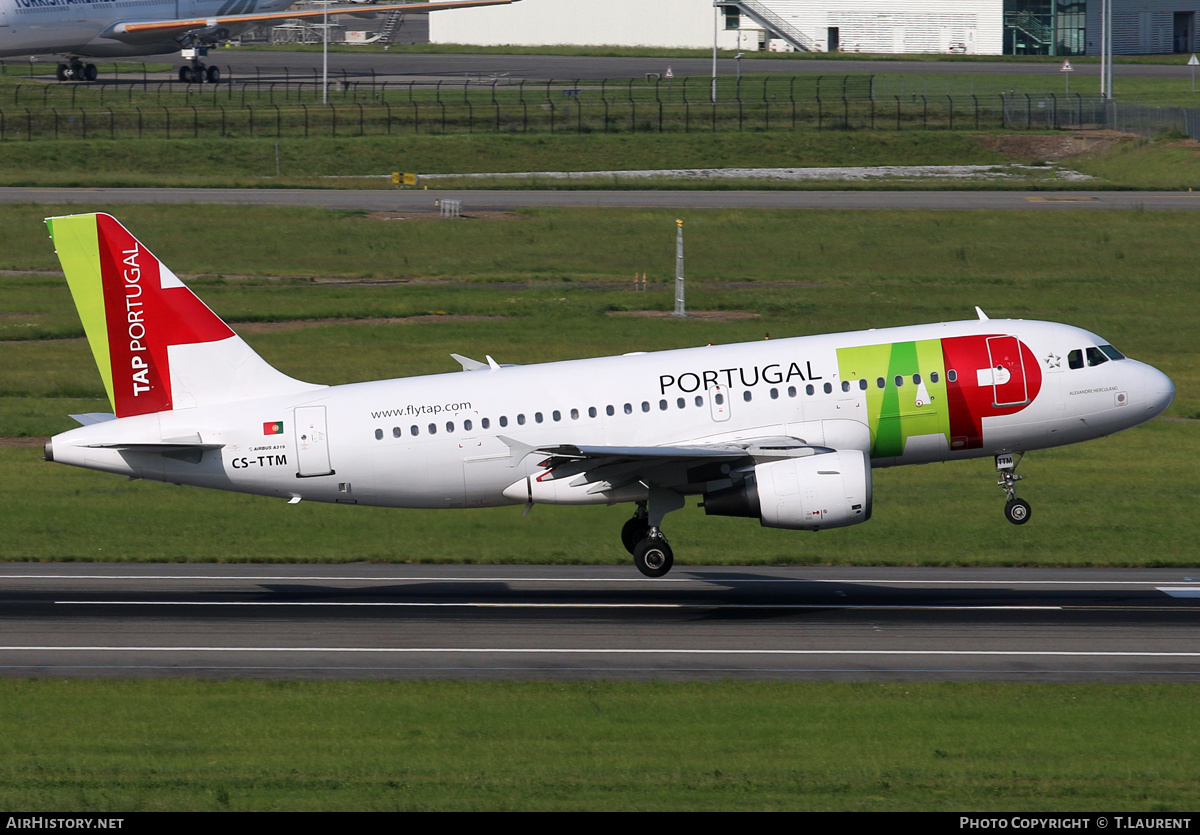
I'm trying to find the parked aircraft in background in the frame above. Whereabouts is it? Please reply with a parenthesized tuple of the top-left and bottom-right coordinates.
(43, 213, 1175, 576)
(0, 0, 518, 82)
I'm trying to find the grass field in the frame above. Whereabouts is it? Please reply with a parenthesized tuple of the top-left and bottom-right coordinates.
(1, 680, 1198, 811)
(0, 126, 1196, 811)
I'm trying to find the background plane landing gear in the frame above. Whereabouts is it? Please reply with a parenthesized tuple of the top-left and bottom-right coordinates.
(179, 64, 219, 84)
(996, 453, 1031, 525)
(56, 62, 97, 82)
(633, 532, 673, 578)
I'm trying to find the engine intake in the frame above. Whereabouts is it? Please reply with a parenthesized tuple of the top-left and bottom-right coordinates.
(703, 450, 872, 530)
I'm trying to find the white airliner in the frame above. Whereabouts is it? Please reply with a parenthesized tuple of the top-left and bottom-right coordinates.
(0, 0, 517, 82)
(43, 213, 1175, 577)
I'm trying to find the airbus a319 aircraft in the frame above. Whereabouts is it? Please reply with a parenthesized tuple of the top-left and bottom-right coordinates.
(43, 214, 1175, 576)
(0, 0, 516, 82)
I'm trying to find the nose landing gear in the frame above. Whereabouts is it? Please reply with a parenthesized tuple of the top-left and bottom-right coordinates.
(996, 453, 1032, 525)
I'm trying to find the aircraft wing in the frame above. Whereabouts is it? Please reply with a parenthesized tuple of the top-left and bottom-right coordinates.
(500, 435, 833, 493)
(102, 0, 518, 45)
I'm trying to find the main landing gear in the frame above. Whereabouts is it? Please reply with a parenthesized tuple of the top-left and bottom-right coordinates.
(178, 44, 219, 84)
(622, 489, 685, 578)
(996, 452, 1032, 525)
(179, 63, 220, 84)
(56, 62, 98, 82)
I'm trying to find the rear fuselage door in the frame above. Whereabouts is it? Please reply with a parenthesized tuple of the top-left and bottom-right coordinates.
(295, 405, 335, 477)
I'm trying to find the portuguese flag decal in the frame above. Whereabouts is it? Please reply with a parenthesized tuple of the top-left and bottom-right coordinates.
(263, 421, 284, 435)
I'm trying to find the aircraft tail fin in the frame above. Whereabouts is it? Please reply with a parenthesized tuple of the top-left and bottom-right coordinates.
(47, 212, 322, 418)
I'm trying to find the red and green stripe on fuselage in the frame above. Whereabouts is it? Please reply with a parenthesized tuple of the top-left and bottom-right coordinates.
(837, 335, 1042, 459)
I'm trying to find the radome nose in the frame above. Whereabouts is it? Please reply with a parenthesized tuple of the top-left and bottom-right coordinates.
(1145, 366, 1175, 419)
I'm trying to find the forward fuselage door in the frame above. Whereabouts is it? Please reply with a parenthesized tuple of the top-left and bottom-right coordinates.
(984, 336, 1030, 407)
(295, 405, 335, 477)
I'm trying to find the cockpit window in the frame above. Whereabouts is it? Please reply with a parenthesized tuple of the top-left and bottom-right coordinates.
(1067, 349, 1084, 370)
(1086, 347, 1109, 367)
(1099, 344, 1126, 361)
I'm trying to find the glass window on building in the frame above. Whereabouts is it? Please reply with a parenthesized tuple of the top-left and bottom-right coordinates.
(1004, 0, 1086, 57)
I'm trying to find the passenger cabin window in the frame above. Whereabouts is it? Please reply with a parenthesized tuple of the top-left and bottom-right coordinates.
(947, 369, 957, 383)
(743, 391, 752, 402)
(606, 405, 615, 416)
(930, 372, 939, 384)
(374, 429, 383, 440)
(517, 414, 526, 425)
(499, 416, 508, 427)
(464, 420, 473, 431)
(482, 418, 490, 429)
(392, 427, 401, 438)
(410, 425, 419, 436)
(589, 407, 597, 418)
(624, 403, 633, 415)
(427, 423, 437, 435)
(823, 383, 833, 394)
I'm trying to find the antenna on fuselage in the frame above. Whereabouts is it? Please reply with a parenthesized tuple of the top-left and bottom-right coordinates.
(975, 306, 990, 321)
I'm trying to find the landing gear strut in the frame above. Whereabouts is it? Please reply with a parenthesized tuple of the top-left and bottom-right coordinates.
(623, 489, 685, 578)
(56, 61, 97, 82)
(996, 453, 1032, 525)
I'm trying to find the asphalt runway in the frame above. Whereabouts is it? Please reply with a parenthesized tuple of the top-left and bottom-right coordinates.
(2, 564, 1198, 681)
(9, 187, 1200, 212)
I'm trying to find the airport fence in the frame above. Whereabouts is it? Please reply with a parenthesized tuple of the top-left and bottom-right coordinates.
(4, 70, 1195, 140)
(0, 73, 1025, 140)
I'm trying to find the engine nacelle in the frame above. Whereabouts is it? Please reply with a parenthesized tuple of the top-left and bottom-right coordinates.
(703, 450, 872, 530)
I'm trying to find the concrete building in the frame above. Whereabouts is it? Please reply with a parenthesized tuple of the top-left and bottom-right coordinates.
(428, 0, 1200, 57)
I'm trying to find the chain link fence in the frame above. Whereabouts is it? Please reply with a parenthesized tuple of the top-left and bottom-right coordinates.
(3, 69, 1198, 140)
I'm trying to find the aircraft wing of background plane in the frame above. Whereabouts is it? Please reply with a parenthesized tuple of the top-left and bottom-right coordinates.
(103, 0, 519, 45)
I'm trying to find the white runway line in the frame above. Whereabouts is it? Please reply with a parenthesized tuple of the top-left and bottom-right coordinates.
(51, 600, 1063, 611)
(2, 647, 1200, 658)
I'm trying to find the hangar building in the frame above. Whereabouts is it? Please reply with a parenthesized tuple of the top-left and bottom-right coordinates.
(429, 0, 1200, 57)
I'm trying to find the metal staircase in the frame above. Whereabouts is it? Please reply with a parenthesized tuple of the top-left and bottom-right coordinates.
(1004, 11, 1053, 53)
(379, 10, 405, 44)
(718, 1, 820, 53)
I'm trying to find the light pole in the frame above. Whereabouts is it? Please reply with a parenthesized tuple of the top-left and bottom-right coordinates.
(322, 0, 329, 105)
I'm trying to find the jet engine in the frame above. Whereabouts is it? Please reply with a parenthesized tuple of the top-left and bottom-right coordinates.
(702, 450, 872, 530)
